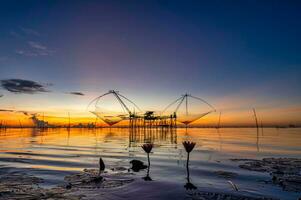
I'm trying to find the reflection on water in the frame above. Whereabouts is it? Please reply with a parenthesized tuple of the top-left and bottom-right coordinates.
(129, 128, 177, 147)
(0, 128, 301, 199)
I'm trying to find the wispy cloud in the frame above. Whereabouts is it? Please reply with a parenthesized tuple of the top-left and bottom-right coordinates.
(28, 41, 47, 50)
(10, 27, 40, 38)
(20, 27, 41, 36)
(0, 109, 14, 112)
(68, 92, 85, 96)
(16, 41, 55, 57)
(15, 50, 39, 57)
(0, 109, 32, 116)
(0, 79, 51, 94)
(10, 27, 54, 57)
(9, 31, 22, 38)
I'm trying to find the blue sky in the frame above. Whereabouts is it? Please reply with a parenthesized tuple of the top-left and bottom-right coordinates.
(0, 0, 300, 125)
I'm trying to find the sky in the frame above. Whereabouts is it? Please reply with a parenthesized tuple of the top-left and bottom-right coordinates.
(0, 0, 300, 127)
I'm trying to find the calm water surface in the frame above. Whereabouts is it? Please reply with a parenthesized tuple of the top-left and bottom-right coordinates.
(0, 128, 300, 199)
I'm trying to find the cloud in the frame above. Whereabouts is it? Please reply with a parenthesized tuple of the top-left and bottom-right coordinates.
(28, 41, 47, 50)
(69, 92, 85, 96)
(0, 109, 14, 112)
(0, 109, 33, 116)
(10, 27, 54, 57)
(10, 27, 40, 38)
(16, 41, 55, 57)
(16, 50, 39, 57)
(0, 94, 3, 98)
(0, 79, 50, 94)
(20, 27, 41, 36)
(9, 31, 22, 38)
(21, 111, 29, 116)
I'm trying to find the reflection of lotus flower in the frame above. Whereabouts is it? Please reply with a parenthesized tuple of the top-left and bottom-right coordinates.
(184, 182, 197, 190)
(142, 143, 153, 153)
(182, 141, 196, 153)
(143, 174, 152, 181)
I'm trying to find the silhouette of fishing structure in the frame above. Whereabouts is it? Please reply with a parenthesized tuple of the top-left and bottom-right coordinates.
(88, 90, 216, 128)
(30, 113, 50, 129)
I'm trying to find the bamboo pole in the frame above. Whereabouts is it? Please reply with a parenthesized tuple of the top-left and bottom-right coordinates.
(253, 108, 259, 129)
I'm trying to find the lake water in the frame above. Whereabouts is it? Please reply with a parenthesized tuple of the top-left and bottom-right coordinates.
(0, 128, 300, 199)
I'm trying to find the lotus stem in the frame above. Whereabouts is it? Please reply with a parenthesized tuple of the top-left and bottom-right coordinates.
(186, 152, 190, 180)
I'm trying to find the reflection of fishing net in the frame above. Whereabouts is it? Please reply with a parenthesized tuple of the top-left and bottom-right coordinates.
(88, 90, 141, 126)
(162, 94, 215, 125)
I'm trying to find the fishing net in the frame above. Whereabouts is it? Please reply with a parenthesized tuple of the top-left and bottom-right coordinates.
(162, 94, 215, 125)
(88, 91, 141, 126)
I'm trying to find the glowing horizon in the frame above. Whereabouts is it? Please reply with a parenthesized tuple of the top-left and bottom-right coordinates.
(0, 90, 300, 127)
